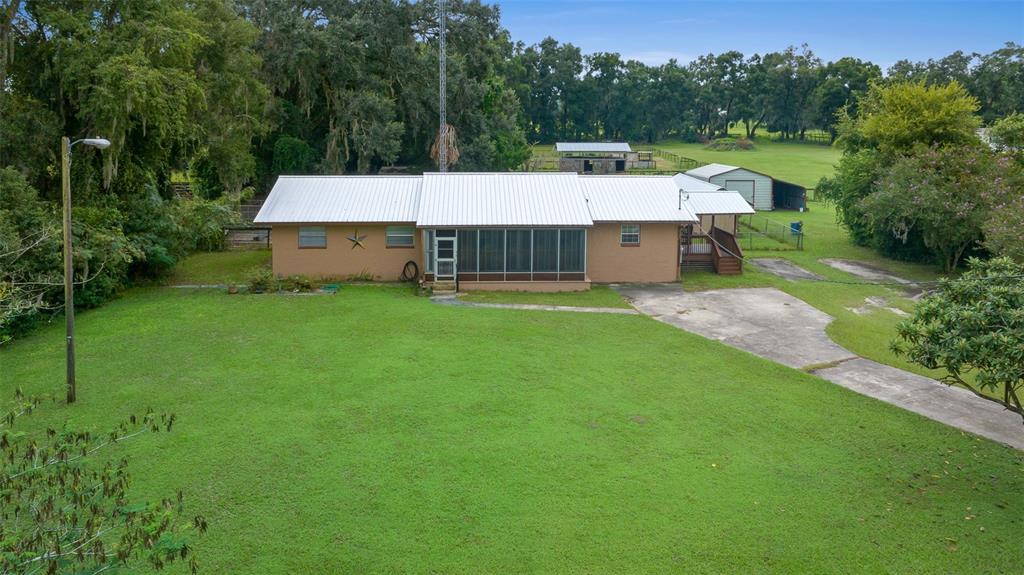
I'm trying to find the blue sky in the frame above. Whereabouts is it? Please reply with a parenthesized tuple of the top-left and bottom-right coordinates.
(490, 1, 1024, 70)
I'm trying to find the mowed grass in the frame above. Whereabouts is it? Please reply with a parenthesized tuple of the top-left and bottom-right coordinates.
(2, 287, 1021, 573)
(459, 285, 630, 308)
(168, 249, 270, 285)
(654, 136, 841, 187)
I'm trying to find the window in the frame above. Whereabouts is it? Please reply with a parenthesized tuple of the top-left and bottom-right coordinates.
(386, 226, 415, 247)
(532, 229, 558, 272)
(559, 229, 585, 272)
(298, 226, 326, 248)
(506, 230, 532, 272)
(620, 223, 640, 246)
(479, 230, 505, 272)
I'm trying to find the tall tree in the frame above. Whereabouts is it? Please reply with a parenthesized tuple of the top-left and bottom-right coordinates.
(760, 45, 821, 140)
(809, 57, 881, 141)
(689, 50, 746, 138)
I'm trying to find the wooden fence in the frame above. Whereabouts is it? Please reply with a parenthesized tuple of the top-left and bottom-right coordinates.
(225, 226, 271, 249)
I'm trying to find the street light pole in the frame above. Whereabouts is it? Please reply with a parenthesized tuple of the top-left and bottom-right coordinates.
(62, 136, 76, 404)
(62, 136, 111, 404)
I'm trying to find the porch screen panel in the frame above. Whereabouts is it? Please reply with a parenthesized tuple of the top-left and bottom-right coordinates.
(559, 229, 585, 272)
(506, 230, 532, 272)
(458, 230, 478, 272)
(479, 230, 505, 272)
(424, 230, 435, 273)
(532, 229, 558, 272)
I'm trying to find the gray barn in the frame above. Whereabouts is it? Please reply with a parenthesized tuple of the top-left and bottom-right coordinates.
(685, 163, 775, 211)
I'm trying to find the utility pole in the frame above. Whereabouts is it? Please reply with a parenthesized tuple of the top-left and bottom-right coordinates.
(438, 0, 447, 172)
(61, 136, 110, 404)
(61, 136, 75, 403)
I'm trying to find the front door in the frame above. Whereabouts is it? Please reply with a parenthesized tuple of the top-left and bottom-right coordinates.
(435, 231, 457, 280)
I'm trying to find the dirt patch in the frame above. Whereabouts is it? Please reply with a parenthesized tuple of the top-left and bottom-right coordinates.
(846, 296, 910, 317)
(751, 258, 824, 281)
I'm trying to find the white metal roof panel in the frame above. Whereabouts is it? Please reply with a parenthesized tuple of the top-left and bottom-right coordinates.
(417, 173, 593, 227)
(579, 176, 698, 223)
(253, 176, 421, 223)
(555, 142, 632, 153)
(685, 163, 742, 180)
(672, 173, 726, 192)
(684, 191, 756, 215)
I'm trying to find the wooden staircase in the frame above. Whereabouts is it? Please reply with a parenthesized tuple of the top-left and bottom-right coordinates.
(710, 227, 743, 275)
(680, 227, 743, 275)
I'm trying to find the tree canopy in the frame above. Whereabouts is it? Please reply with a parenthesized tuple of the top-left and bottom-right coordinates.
(2, 1, 1022, 341)
(820, 81, 1021, 270)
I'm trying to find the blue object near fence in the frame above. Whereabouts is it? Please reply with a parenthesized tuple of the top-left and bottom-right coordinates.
(790, 221, 803, 235)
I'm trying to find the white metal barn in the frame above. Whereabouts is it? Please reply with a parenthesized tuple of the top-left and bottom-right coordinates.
(685, 163, 774, 211)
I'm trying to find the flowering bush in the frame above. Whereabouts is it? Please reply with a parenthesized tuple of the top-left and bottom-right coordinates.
(860, 144, 1022, 271)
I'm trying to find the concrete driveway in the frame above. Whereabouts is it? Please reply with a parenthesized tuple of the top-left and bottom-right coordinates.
(614, 283, 1023, 450)
(615, 284, 856, 369)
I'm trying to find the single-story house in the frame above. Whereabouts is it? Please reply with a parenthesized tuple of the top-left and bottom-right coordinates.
(253, 172, 754, 291)
(684, 163, 807, 211)
(555, 142, 653, 174)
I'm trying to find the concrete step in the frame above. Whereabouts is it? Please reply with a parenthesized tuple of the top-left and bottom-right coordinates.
(432, 281, 457, 295)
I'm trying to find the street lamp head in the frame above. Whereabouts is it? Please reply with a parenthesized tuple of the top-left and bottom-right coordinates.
(80, 138, 111, 149)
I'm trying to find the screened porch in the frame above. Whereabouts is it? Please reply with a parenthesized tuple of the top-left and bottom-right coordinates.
(422, 228, 588, 283)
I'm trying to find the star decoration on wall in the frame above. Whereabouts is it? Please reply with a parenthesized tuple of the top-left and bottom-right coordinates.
(347, 229, 367, 249)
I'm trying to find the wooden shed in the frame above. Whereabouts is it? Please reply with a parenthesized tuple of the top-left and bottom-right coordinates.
(685, 163, 774, 211)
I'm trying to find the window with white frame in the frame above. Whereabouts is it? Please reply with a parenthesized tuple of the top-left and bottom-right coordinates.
(386, 226, 415, 247)
(620, 223, 640, 245)
(298, 226, 327, 248)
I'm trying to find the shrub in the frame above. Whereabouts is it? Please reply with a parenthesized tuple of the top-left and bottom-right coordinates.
(173, 197, 240, 252)
(246, 266, 276, 293)
(280, 274, 317, 293)
(704, 137, 754, 151)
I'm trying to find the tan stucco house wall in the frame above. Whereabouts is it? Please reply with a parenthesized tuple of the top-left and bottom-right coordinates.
(270, 224, 421, 280)
(587, 222, 680, 283)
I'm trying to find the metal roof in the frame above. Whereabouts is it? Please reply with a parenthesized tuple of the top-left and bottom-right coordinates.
(255, 172, 750, 227)
(417, 173, 593, 227)
(253, 176, 421, 223)
(683, 191, 756, 215)
(685, 163, 743, 180)
(672, 173, 725, 192)
(579, 176, 698, 223)
(555, 142, 632, 153)
(686, 163, 777, 181)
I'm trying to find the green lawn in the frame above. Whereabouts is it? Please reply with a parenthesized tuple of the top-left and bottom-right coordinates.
(530, 135, 839, 187)
(2, 286, 1021, 574)
(654, 136, 841, 187)
(169, 250, 270, 285)
(459, 285, 630, 308)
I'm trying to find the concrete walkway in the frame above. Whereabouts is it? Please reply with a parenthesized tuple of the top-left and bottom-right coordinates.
(751, 258, 824, 281)
(430, 295, 640, 315)
(614, 283, 1023, 450)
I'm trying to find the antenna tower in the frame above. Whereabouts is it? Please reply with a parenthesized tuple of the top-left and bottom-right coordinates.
(438, 0, 447, 172)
